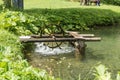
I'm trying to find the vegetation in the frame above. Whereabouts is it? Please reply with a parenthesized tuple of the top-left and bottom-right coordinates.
(25, 8, 120, 32)
(57, 0, 120, 6)
(2, 0, 11, 9)
(23, 0, 120, 12)
(103, 0, 120, 6)
(93, 64, 120, 80)
(0, 29, 58, 80)
(0, 10, 38, 35)
(0, 0, 120, 80)
(1, 9, 119, 36)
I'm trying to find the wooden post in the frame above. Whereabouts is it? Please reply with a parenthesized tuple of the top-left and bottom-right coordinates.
(74, 41, 86, 60)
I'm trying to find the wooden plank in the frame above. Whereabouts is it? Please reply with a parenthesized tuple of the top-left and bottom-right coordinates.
(31, 34, 73, 38)
(20, 37, 101, 43)
(78, 34, 94, 37)
(66, 31, 95, 37)
(66, 31, 79, 34)
(66, 31, 101, 41)
(68, 31, 81, 38)
(20, 38, 80, 42)
(82, 37, 101, 41)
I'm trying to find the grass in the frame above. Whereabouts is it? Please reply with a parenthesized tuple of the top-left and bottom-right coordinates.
(22, 0, 120, 79)
(24, 0, 120, 13)
(0, 0, 120, 13)
(0, 0, 3, 4)
(24, 0, 80, 9)
(0, 0, 120, 79)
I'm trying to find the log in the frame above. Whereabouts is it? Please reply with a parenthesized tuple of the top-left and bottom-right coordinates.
(67, 31, 94, 37)
(81, 37, 101, 41)
(78, 34, 94, 37)
(20, 36, 101, 43)
(20, 37, 83, 42)
(31, 34, 72, 38)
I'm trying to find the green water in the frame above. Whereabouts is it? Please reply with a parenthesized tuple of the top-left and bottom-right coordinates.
(25, 26, 120, 80)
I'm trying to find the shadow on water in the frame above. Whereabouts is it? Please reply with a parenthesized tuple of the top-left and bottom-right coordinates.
(86, 48, 105, 60)
(24, 25, 120, 80)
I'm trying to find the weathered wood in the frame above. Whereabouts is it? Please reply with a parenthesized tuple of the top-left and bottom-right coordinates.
(67, 31, 86, 58)
(66, 31, 101, 41)
(67, 31, 94, 37)
(66, 31, 101, 59)
(31, 34, 72, 38)
(69, 32, 82, 38)
(81, 37, 101, 41)
(78, 34, 94, 37)
(20, 31, 101, 58)
(20, 37, 82, 42)
(20, 37, 101, 42)
(74, 41, 86, 55)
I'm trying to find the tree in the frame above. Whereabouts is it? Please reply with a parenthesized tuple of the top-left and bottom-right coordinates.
(3, 0, 12, 8)
(3, 0, 24, 10)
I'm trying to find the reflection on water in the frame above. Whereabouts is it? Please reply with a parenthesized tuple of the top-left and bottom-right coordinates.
(25, 26, 120, 80)
(26, 51, 94, 80)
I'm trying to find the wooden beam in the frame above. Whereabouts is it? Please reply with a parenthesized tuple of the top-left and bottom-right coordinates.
(66, 31, 94, 37)
(20, 37, 101, 43)
(66, 31, 101, 41)
(20, 38, 80, 42)
(78, 34, 94, 37)
(31, 34, 72, 38)
(82, 37, 101, 41)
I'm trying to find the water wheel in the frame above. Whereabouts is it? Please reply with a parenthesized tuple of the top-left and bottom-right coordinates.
(38, 24, 65, 49)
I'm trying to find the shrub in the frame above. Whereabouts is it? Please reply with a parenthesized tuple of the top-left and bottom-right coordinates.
(1, 9, 119, 35)
(26, 8, 120, 32)
(103, 0, 120, 6)
(0, 29, 58, 80)
(93, 64, 120, 80)
(0, 29, 22, 56)
(0, 10, 38, 35)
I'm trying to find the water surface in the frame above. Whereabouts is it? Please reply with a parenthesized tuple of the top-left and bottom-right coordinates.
(25, 26, 120, 80)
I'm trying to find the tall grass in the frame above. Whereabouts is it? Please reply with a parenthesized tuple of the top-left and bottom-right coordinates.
(0, 29, 57, 80)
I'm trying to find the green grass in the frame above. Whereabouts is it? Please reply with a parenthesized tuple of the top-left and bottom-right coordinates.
(24, 0, 120, 13)
(24, 0, 79, 9)
(0, 0, 120, 13)
(0, 0, 3, 4)
(0, 0, 120, 79)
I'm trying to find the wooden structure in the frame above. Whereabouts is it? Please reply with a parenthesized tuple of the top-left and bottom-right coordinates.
(20, 31, 101, 58)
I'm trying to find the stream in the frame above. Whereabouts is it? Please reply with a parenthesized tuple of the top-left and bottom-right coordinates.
(24, 26, 120, 80)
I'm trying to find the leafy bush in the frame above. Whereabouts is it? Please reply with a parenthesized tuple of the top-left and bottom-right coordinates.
(26, 8, 120, 32)
(103, 0, 120, 6)
(93, 64, 111, 80)
(0, 10, 38, 35)
(0, 29, 22, 56)
(0, 29, 58, 80)
(93, 64, 120, 80)
(77, 64, 120, 80)
(1, 9, 119, 35)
